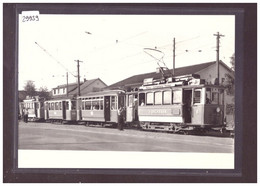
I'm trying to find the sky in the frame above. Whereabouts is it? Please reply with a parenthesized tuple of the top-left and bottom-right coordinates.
(18, 14, 235, 90)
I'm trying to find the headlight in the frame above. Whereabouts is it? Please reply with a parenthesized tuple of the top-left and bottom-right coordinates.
(216, 107, 221, 113)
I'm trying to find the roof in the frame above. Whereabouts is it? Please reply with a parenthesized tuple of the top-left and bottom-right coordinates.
(106, 61, 219, 89)
(53, 82, 83, 89)
(69, 78, 106, 95)
(106, 61, 233, 90)
(51, 78, 107, 99)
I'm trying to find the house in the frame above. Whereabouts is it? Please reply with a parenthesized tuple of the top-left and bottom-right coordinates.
(51, 78, 107, 99)
(106, 61, 235, 127)
(106, 61, 234, 90)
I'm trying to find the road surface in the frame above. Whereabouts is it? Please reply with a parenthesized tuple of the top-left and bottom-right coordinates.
(18, 121, 234, 153)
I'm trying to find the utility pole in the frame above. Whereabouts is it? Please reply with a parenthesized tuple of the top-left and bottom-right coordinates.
(66, 72, 68, 97)
(74, 60, 83, 96)
(173, 37, 175, 77)
(213, 32, 224, 85)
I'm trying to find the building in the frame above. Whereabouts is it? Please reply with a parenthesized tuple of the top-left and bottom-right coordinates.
(51, 78, 107, 99)
(106, 61, 235, 127)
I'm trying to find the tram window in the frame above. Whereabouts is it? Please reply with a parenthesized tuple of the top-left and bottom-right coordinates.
(194, 89, 201, 104)
(206, 88, 212, 104)
(118, 96, 125, 108)
(92, 100, 99, 110)
(100, 99, 104, 110)
(163, 91, 171, 105)
(51, 103, 54, 110)
(81, 101, 85, 110)
(65, 101, 69, 110)
(71, 101, 76, 110)
(212, 92, 219, 104)
(172, 90, 182, 104)
(85, 101, 91, 110)
(55, 102, 59, 110)
(139, 93, 145, 106)
(154, 92, 162, 105)
(128, 95, 133, 107)
(35, 103, 39, 109)
(146, 92, 154, 105)
(111, 96, 117, 110)
(219, 90, 224, 105)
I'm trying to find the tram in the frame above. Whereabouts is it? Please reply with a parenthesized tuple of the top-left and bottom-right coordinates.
(22, 96, 45, 121)
(44, 98, 77, 123)
(20, 75, 225, 134)
(127, 75, 225, 133)
(77, 90, 125, 127)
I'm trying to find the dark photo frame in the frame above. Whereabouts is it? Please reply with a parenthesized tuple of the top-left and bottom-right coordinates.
(3, 3, 257, 183)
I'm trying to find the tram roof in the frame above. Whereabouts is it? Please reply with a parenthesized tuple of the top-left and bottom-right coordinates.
(79, 89, 125, 98)
(138, 83, 225, 92)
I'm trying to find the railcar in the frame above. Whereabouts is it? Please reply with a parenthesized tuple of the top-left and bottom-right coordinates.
(77, 90, 125, 127)
(44, 98, 77, 123)
(133, 75, 225, 133)
(22, 97, 45, 122)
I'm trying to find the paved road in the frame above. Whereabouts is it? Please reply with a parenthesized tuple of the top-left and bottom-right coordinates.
(18, 121, 234, 153)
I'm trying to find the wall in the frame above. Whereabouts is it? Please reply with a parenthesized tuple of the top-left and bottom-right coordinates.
(80, 80, 107, 95)
(197, 64, 235, 129)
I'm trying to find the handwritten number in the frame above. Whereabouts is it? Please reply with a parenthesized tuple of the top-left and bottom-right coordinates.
(22, 15, 39, 22)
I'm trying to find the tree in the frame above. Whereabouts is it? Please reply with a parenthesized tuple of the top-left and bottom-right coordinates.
(223, 53, 235, 95)
(23, 80, 36, 97)
(230, 53, 235, 71)
(38, 86, 51, 100)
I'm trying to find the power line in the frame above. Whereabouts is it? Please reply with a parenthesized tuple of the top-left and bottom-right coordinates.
(35, 42, 76, 77)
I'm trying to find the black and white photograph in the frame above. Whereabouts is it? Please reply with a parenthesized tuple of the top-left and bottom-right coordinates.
(3, 3, 257, 183)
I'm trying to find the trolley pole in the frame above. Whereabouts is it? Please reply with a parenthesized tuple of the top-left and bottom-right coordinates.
(74, 60, 83, 96)
(173, 37, 175, 77)
(213, 32, 224, 85)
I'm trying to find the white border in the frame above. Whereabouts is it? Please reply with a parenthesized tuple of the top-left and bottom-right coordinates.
(18, 150, 234, 169)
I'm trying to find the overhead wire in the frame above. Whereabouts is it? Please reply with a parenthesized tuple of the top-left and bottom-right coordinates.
(35, 41, 76, 77)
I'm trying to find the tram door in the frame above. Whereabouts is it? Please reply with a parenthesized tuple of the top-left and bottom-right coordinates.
(126, 93, 138, 122)
(183, 89, 192, 123)
(104, 96, 110, 121)
(62, 101, 66, 120)
(34, 102, 38, 117)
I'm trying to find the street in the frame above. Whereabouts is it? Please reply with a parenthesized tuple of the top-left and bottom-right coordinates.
(18, 121, 234, 153)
